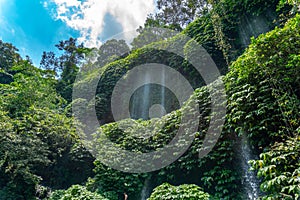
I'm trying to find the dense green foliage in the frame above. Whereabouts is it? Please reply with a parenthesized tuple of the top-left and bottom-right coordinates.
(49, 185, 108, 200)
(225, 13, 300, 148)
(183, 14, 228, 74)
(87, 162, 146, 199)
(148, 183, 210, 200)
(0, 0, 299, 199)
(0, 60, 94, 199)
(41, 38, 90, 102)
(226, 13, 300, 199)
(84, 11, 300, 200)
(146, 0, 281, 64)
(0, 40, 21, 72)
(75, 41, 204, 124)
(250, 135, 300, 199)
(87, 79, 241, 199)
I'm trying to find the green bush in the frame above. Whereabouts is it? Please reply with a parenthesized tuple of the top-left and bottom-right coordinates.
(148, 183, 210, 200)
(250, 134, 300, 199)
(49, 185, 108, 200)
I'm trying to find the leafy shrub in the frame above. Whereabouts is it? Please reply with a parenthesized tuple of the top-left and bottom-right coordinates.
(88, 161, 146, 199)
(148, 183, 210, 200)
(49, 185, 108, 200)
(250, 134, 300, 199)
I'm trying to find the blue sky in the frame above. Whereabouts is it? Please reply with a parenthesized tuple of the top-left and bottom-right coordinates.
(0, 0, 155, 66)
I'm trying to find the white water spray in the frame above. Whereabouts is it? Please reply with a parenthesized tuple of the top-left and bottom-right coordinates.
(240, 133, 261, 199)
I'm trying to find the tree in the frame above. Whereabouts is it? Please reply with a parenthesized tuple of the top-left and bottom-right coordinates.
(81, 39, 130, 72)
(0, 61, 60, 117)
(40, 51, 59, 72)
(131, 26, 177, 50)
(40, 38, 91, 102)
(0, 40, 21, 71)
(0, 58, 95, 197)
(97, 39, 129, 65)
(0, 110, 48, 199)
(152, 0, 210, 29)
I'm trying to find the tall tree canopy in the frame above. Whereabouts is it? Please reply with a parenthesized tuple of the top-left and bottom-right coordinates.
(40, 38, 90, 102)
(0, 40, 21, 71)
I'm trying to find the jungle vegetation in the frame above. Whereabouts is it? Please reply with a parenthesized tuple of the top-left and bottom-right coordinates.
(0, 0, 299, 199)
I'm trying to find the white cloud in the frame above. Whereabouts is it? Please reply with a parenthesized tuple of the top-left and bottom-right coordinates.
(47, 0, 155, 47)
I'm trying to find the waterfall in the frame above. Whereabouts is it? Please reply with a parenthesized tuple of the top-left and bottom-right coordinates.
(140, 176, 152, 200)
(130, 69, 168, 120)
(161, 67, 165, 117)
(130, 71, 151, 120)
(238, 11, 276, 48)
(141, 72, 151, 119)
(240, 133, 261, 200)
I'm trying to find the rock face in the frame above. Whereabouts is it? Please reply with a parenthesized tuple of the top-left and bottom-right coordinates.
(0, 72, 13, 84)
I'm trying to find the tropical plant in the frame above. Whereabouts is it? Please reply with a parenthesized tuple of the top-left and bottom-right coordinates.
(148, 183, 210, 200)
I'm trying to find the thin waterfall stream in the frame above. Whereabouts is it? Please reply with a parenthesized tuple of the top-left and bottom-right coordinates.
(130, 68, 168, 120)
(140, 176, 152, 200)
(239, 133, 261, 199)
(160, 67, 165, 117)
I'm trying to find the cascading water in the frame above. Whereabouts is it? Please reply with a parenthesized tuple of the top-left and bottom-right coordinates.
(238, 11, 276, 48)
(130, 69, 168, 120)
(129, 69, 167, 199)
(141, 72, 151, 119)
(130, 71, 151, 120)
(160, 67, 165, 117)
(140, 176, 152, 200)
(239, 133, 261, 200)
